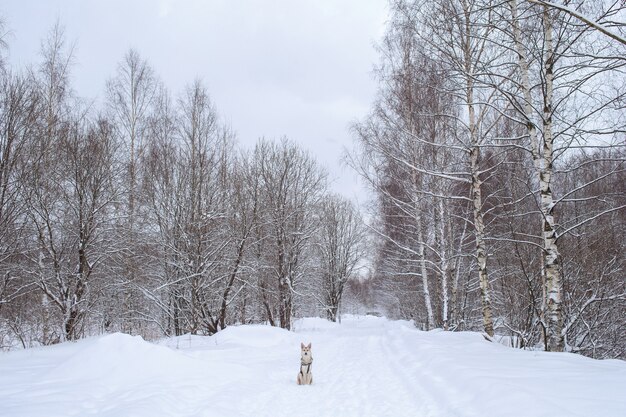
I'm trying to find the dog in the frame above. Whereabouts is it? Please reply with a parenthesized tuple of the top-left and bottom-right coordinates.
(297, 342, 313, 385)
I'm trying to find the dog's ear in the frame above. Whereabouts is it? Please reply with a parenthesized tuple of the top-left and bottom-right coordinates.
(301, 342, 305, 349)
(307, 343, 311, 349)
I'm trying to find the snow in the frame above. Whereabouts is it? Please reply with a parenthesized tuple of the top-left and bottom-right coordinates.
(1, 315, 625, 417)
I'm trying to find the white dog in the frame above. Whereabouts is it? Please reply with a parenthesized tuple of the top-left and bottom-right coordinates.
(297, 342, 313, 385)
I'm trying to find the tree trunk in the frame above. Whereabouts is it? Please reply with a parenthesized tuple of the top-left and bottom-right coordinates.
(463, 0, 493, 337)
(278, 275, 292, 330)
(510, 0, 564, 351)
(260, 280, 275, 327)
(416, 212, 435, 330)
(438, 199, 450, 330)
(218, 238, 246, 330)
(540, 5, 564, 352)
(470, 145, 494, 337)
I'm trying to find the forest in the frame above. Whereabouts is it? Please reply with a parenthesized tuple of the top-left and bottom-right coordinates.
(0, 0, 624, 360)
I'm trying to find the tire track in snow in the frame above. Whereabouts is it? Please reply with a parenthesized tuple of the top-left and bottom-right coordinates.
(384, 328, 480, 417)
(378, 331, 452, 417)
(318, 331, 417, 416)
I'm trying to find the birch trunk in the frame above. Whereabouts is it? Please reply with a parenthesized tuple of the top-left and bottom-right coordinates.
(509, 0, 563, 351)
(403, 50, 436, 330)
(466, 76, 494, 337)
(462, 0, 494, 337)
(416, 210, 435, 330)
(539, 5, 564, 352)
(450, 211, 469, 329)
(438, 199, 450, 330)
(470, 145, 494, 337)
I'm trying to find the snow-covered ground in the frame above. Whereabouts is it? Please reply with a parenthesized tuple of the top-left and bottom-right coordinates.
(1, 315, 625, 417)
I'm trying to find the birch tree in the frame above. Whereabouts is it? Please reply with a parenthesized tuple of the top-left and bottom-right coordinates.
(27, 22, 75, 342)
(140, 86, 184, 335)
(106, 49, 157, 332)
(501, 0, 626, 351)
(352, 0, 504, 334)
(420, 0, 504, 337)
(351, 6, 441, 329)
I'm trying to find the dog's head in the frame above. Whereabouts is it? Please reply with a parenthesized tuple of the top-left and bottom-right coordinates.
(300, 342, 312, 359)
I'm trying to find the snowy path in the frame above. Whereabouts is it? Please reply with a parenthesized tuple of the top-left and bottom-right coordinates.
(1, 315, 625, 417)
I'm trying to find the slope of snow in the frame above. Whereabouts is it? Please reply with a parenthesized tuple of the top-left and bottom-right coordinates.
(1, 315, 624, 417)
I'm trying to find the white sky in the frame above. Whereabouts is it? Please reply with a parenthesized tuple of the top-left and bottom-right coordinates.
(2, 0, 388, 203)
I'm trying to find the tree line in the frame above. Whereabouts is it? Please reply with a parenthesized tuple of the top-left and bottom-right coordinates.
(0, 21, 366, 347)
(1, 1, 624, 361)
(351, 0, 625, 359)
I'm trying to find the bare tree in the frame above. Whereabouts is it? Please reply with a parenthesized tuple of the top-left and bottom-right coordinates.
(26, 113, 119, 341)
(316, 195, 366, 322)
(175, 80, 233, 334)
(254, 138, 326, 330)
(0, 72, 41, 329)
(106, 49, 158, 332)
(214, 149, 260, 330)
(140, 86, 184, 335)
(499, 0, 626, 351)
(26, 22, 75, 343)
(140, 80, 238, 336)
(106, 49, 157, 223)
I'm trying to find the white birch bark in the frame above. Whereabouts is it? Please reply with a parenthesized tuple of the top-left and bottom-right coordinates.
(509, 0, 563, 351)
(469, 143, 494, 337)
(438, 199, 450, 330)
(416, 211, 435, 330)
(464, 18, 494, 336)
(539, 5, 564, 352)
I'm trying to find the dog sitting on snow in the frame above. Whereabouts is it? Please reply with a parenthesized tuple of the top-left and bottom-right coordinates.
(297, 342, 313, 385)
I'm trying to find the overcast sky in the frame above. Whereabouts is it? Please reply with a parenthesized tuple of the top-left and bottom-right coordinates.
(2, 0, 388, 203)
